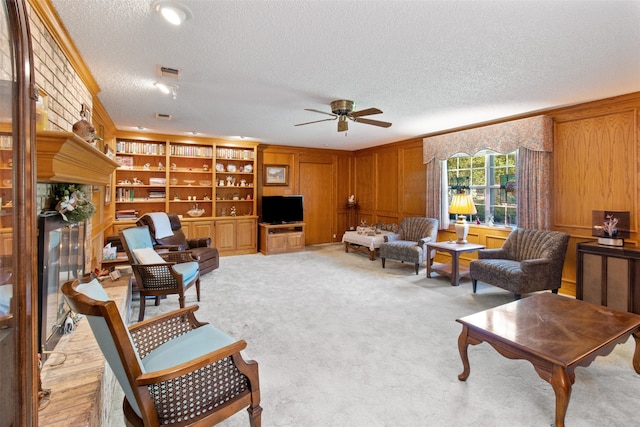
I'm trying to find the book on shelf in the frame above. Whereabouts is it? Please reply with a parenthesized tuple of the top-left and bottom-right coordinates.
(116, 209, 139, 220)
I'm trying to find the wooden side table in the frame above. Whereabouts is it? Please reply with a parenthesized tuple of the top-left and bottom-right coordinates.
(426, 241, 484, 286)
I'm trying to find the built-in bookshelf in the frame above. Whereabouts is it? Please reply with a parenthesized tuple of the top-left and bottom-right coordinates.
(112, 137, 258, 255)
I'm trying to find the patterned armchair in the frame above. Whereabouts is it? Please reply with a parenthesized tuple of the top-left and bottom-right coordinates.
(380, 217, 439, 274)
(469, 228, 570, 299)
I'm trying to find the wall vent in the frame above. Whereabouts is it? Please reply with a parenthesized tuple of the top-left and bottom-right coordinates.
(157, 65, 180, 79)
(155, 113, 172, 120)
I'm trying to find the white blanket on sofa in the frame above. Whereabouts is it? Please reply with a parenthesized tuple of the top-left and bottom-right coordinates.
(147, 212, 174, 239)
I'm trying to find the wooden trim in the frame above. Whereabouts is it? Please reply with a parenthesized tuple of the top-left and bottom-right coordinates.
(27, 0, 100, 95)
(37, 130, 118, 184)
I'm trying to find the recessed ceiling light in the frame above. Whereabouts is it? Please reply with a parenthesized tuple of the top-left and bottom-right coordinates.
(154, 82, 178, 99)
(152, 0, 192, 26)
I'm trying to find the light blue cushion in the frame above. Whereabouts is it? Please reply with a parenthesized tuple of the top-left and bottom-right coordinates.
(141, 324, 237, 372)
(172, 261, 199, 284)
(121, 226, 154, 263)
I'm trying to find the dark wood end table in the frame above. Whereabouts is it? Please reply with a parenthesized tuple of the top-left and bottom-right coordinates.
(426, 241, 484, 286)
(456, 292, 640, 427)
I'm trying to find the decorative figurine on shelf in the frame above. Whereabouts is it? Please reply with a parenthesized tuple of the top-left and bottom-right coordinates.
(348, 195, 356, 204)
(133, 177, 143, 185)
(158, 161, 165, 170)
(204, 195, 210, 201)
(171, 163, 177, 171)
(246, 194, 251, 200)
(72, 105, 96, 143)
(230, 206, 237, 217)
(143, 163, 151, 170)
(203, 164, 209, 171)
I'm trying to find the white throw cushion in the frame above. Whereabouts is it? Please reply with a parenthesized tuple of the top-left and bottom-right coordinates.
(132, 247, 166, 265)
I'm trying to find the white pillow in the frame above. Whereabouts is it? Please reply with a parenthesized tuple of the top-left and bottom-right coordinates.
(132, 247, 166, 265)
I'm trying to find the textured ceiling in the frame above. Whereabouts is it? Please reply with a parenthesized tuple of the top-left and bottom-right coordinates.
(50, 0, 640, 150)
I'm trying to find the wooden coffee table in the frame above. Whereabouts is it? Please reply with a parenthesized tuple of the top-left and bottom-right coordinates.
(426, 241, 484, 286)
(456, 292, 640, 427)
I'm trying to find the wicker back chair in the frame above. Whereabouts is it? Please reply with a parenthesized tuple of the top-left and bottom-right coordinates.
(62, 279, 262, 426)
(469, 227, 570, 299)
(379, 217, 439, 274)
(120, 225, 201, 321)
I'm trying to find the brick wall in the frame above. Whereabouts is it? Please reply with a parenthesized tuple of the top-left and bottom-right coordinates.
(26, 2, 92, 132)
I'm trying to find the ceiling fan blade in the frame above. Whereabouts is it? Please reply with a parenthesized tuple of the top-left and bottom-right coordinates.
(304, 108, 337, 117)
(350, 107, 383, 117)
(353, 117, 392, 128)
(294, 117, 337, 126)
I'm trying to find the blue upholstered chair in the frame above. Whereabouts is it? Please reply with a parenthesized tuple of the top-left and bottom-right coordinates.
(380, 217, 439, 274)
(120, 225, 201, 321)
(62, 279, 262, 426)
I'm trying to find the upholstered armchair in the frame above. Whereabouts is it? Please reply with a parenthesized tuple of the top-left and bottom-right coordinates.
(469, 228, 570, 299)
(137, 213, 220, 275)
(380, 217, 439, 274)
(120, 225, 201, 321)
(62, 278, 262, 427)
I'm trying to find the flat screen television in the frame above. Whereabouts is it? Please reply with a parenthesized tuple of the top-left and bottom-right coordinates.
(262, 195, 304, 224)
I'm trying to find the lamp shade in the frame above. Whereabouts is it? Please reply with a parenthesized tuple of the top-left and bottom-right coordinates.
(449, 193, 477, 215)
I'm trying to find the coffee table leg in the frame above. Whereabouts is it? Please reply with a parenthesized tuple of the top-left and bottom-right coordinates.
(549, 364, 572, 427)
(457, 325, 471, 381)
(344, 242, 349, 253)
(633, 331, 640, 374)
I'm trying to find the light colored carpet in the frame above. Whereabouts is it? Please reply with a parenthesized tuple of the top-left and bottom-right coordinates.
(108, 243, 638, 427)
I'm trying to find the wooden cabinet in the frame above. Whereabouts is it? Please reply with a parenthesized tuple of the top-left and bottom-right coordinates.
(576, 241, 640, 314)
(259, 223, 306, 255)
(215, 217, 257, 255)
(112, 137, 258, 255)
(0, 137, 12, 230)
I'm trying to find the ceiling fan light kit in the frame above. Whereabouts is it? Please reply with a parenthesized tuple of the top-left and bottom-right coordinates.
(295, 99, 392, 132)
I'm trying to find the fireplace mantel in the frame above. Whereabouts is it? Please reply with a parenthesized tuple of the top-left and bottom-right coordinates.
(37, 130, 118, 185)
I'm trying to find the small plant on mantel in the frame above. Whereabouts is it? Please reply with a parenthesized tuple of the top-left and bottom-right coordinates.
(47, 183, 95, 223)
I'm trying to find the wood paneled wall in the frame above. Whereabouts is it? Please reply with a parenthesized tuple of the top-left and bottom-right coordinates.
(259, 138, 426, 244)
(548, 92, 640, 295)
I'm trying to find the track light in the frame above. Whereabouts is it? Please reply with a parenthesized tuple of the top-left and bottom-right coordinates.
(153, 1, 192, 26)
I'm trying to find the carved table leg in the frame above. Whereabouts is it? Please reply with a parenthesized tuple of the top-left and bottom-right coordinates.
(457, 325, 471, 381)
(633, 331, 640, 374)
(549, 364, 572, 427)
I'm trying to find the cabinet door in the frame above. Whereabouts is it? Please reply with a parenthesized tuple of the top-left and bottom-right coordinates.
(287, 232, 305, 250)
(236, 218, 256, 251)
(215, 220, 236, 252)
(581, 253, 603, 306)
(190, 220, 214, 240)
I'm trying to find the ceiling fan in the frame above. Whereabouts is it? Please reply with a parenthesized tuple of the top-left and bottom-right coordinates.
(295, 100, 392, 132)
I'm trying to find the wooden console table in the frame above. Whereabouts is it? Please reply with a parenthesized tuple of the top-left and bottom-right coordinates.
(457, 293, 640, 427)
(576, 241, 640, 314)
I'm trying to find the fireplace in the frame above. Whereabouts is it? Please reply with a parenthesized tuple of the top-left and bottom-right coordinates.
(37, 214, 86, 361)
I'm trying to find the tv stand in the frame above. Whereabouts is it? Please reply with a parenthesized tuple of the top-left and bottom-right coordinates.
(259, 222, 305, 255)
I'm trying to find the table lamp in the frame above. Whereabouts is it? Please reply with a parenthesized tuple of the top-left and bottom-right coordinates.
(449, 192, 477, 244)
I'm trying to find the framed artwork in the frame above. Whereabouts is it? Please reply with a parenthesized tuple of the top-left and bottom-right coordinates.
(104, 185, 111, 205)
(264, 164, 289, 186)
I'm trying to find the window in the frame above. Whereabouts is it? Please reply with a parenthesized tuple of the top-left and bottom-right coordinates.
(446, 150, 517, 225)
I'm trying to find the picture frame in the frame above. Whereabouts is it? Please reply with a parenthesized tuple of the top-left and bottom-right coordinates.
(104, 185, 111, 205)
(264, 164, 289, 186)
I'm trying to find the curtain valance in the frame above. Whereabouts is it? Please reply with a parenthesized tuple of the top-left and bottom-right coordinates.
(422, 115, 553, 163)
